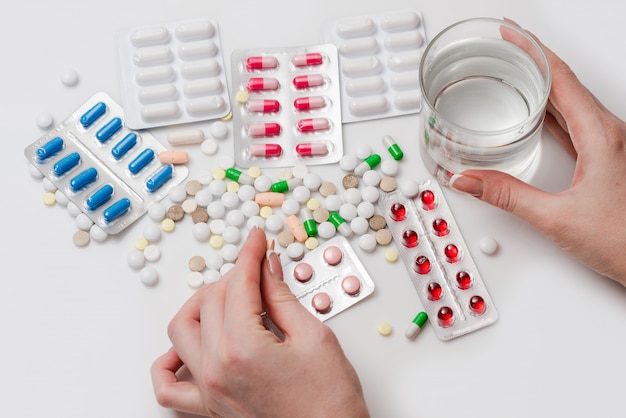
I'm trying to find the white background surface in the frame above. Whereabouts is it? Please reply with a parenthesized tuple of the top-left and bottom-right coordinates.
(2, 1, 626, 417)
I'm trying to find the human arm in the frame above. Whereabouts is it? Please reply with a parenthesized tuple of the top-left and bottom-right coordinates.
(150, 227, 370, 417)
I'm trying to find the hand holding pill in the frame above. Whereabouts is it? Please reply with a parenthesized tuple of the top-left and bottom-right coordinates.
(151, 227, 370, 417)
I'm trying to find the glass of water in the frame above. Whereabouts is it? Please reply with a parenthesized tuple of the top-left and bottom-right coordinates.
(419, 18, 552, 184)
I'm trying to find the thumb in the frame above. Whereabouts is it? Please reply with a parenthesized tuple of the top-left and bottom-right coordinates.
(449, 170, 558, 231)
(261, 251, 323, 339)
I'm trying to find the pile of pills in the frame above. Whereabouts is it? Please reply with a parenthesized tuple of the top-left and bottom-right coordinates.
(324, 9, 427, 123)
(24, 92, 188, 235)
(378, 181, 498, 340)
(282, 236, 375, 321)
(116, 18, 231, 129)
(230, 44, 343, 168)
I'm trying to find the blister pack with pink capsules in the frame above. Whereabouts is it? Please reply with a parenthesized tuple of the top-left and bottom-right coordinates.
(230, 44, 343, 168)
(116, 18, 231, 129)
(323, 9, 427, 123)
(24, 92, 188, 234)
(281, 236, 375, 321)
(378, 179, 498, 340)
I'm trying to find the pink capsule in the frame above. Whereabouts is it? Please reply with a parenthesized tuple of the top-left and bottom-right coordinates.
(293, 74, 325, 89)
(297, 117, 330, 132)
(294, 96, 327, 111)
(247, 99, 281, 113)
(247, 77, 279, 91)
(246, 56, 278, 71)
(248, 143, 282, 158)
(291, 52, 323, 67)
(248, 122, 281, 137)
(295, 142, 328, 157)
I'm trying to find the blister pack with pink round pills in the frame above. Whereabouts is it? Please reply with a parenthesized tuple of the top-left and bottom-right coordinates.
(116, 18, 231, 129)
(378, 180, 498, 340)
(282, 236, 375, 321)
(323, 9, 427, 123)
(230, 44, 343, 169)
(24, 92, 188, 234)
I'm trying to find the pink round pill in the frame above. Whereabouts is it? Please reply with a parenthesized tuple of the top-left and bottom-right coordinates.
(341, 275, 361, 296)
(312, 292, 332, 314)
(293, 262, 313, 283)
(323, 245, 343, 266)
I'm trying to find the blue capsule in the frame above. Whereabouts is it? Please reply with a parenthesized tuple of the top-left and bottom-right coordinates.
(36, 137, 64, 161)
(111, 132, 138, 160)
(85, 184, 114, 211)
(52, 152, 81, 176)
(146, 165, 173, 192)
(96, 117, 123, 143)
(69, 167, 98, 192)
(103, 198, 131, 223)
(128, 148, 155, 174)
(80, 102, 107, 128)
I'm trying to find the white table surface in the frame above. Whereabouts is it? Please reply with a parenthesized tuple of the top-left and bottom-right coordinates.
(3, 1, 626, 417)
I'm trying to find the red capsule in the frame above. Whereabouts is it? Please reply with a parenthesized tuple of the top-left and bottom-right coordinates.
(247, 77, 279, 91)
(437, 306, 454, 327)
(245, 56, 278, 71)
(294, 96, 326, 111)
(248, 143, 282, 158)
(296, 117, 330, 132)
(456, 271, 472, 290)
(414, 255, 431, 274)
(402, 229, 418, 248)
(432, 218, 449, 236)
(444, 244, 460, 263)
(390, 202, 406, 221)
(247, 99, 281, 113)
(248, 122, 281, 138)
(420, 189, 435, 210)
(292, 52, 323, 67)
(427, 282, 442, 301)
(469, 295, 486, 315)
(295, 142, 328, 157)
(293, 74, 324, 89)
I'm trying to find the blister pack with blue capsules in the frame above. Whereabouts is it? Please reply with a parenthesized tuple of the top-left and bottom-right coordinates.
(24, 92, 188, 234)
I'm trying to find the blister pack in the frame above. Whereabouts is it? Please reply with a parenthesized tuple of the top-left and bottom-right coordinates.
(323, 9, 427, 123)
(230, 44, 343, 169)
(282, 236, 375, 321)
(116, 18, 231, 129)
(378, 180, 498, 340)
(24, 92, 188, 234)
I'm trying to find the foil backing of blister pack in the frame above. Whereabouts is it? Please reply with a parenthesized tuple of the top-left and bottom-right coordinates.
(378, 180, 498, 340)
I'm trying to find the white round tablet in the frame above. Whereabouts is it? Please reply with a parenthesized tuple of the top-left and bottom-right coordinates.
(89, 225, 109, 242)
(317, 221, 336, 239)
(208, 179, 227, 196)
(143, 245, 161, 262)
(225, 209, 245, 227)
(221, 191, 239, 209)
(210, 121, 229, 140)
(339, 154, 358, 172)
(187, 271, 205, 289)
(75, 213, 94, 230)
(480, 236, 499, 255)
(361, 186, 380, 203)
(399, 179, 420, 198)
(362, 170, 381, 187)
(303, 172, 322, 190)
(356, 144, 373, 159)
(204, 269, 221, 284)
(168, 185, 187, 203)
(265, 214, 284, 232)
(292, 164, 309, 179)
(359, 234, 377, 253)
(286, 242, 305, 261)
(241, 201, 260, 218)
(127, 250, 146, 270)
(381, 159, 399, 176)
(140, 266, 159, 286)
(281, 199, 300, 216)
(323, 194, 342, 211)
(209, 219, 226, 235)
(343, 187, 362, 205)
(254, 175, 273, 192)
(36, 112, 54, 130)
(206, 252, 224, 270)
(247, 215, 265, 229)
(60, 69, 79, 87)
(222, 226, 241, 244)
(292, 185, 311, 203)
(54, 190, 69, 206)
(237, 184, 256, 201)
(339, 203, 358, 221)
(350, 216, 370, 235)
(192, 222, 211, 241)
(221, 244, 239, 263)
(357, 201, 376, 219)
(201, 138, 219, 155)
(149, 203, 167, 221)
(143, 224, 162, 242)
(207, 201, 226, 218)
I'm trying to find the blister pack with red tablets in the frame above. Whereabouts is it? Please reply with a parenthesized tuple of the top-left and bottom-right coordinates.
(230, 44, 343, 169)
(378, 180, 498, 340)
(24, 92, 188, 234)
(282, 236, 375, 321)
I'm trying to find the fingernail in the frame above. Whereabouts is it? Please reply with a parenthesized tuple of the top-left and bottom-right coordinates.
(449, 174, 483, 197)
(266, 250, 282, 278)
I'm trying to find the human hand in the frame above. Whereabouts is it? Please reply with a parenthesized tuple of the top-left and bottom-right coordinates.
(151, 227, 370, 417)
(450, 19, 626, 285)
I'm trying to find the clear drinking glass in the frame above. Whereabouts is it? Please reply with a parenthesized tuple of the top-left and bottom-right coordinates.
(419, 18, 552, 184)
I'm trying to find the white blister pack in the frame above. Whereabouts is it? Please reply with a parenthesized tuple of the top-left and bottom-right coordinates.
(24, 92, 188, 234)
(282, 236, 375, 321)
(116, 18, 231, 129)
(230, 44, 343, 169)
(378, 180, 498, 340)
(324, 9, 427, 123)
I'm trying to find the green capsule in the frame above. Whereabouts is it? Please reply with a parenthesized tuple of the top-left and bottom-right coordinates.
(301, 208, 318, 237)
(382, 134, 404, 160)
(225, 167, 254, 185)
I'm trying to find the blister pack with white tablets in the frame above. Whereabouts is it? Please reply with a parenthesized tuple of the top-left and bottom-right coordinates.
(24, 92, 188, 234)
(282, 236, 375, 321)
(230, 44, 343, 168)
(378, 180, 498, 340)
(116, 18, 231, 129)
(324, 9, 427, 123)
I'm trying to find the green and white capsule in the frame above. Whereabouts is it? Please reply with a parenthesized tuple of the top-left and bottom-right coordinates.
(270, 177, 303, 193)
(405, 311, 428, 340)
(383, 134, 404, 160)
(301, 207, 318, 237)
(225, 167, 254, 185)
(354, 153, 381, 176)
(328, 211, 353, 238)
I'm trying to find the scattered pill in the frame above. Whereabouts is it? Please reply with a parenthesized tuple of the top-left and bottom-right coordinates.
(185, 180, 203, 196)
(350, 216, 370, 235)
(377, 321, 392, 336)
(221, 244, 240, 263)
(187, 271, 205, 289)
(313, 207, 330, 223)
(204, 269, 221, 284)
(342, 174, 359, 189)
(324, 194, 342, 212)
(43, 192, 56, 206)
(305, 236, 319, 250)
(379, 176, 397, 192)
(159, 150, 188, 165)
(354, 154, 381, 176)
(357, 201, 375, 219)
(306, 197, 321, 211)
(286, 242, 305, 261)
(480, 236, 499, 255)
(317, 221, 336, 239)
(361, 186, 380, 203)
(381, 159, 399, 176)
(73, 230, 90, 247)
(303, 173, 322, 191)
(382, 134, 404, 160)
(189, 255, 206, 272)
(362, 170, 381, 187)
(127, 249, 146, 269)
(149, 203, 167, 221)
(319, 181, 337, 197)
(405, 312, 428, 340)
(384, 248, 399, 262)
(375, 228, 393, 246)
(210, 235, 224, 249)
(61, 68, 79, 87)
(368, 214, 387, 231)
(90, 225, 108, 242)
(143, 245, 161, 262)
(358, 234, 377, 252)
(339, 154, 358, 172)
(140, 266, 159, 286)
(36, 112, 54, 130)
(161, 218, 176, 232)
